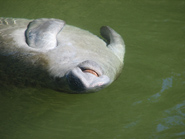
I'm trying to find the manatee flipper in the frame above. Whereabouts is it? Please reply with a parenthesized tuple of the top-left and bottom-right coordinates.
(25, 18, 65, 50)
(100, 26, 125, 62)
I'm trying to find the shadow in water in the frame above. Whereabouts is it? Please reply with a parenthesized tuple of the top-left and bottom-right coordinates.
(0, 86, 87, 138)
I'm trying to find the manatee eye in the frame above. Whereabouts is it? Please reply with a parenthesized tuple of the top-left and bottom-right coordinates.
(82, 69, 99, 77)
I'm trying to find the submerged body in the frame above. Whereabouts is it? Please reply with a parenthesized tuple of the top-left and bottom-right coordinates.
(0, 18, 125, 93)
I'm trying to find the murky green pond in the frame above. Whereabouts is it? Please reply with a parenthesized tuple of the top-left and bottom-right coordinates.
(0, 0, 185, 138)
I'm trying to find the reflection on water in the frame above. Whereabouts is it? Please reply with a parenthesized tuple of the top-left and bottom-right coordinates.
(0, 0, 185, 138)
(162, 101, 185, 127)
(124, 120, 139, 129)
(156, 101, 185, 138)
(130, 73, 184, 138)
(148, 76, 173, 102)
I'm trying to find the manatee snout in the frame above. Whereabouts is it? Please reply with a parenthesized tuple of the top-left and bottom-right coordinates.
(66, 60, 110, 93)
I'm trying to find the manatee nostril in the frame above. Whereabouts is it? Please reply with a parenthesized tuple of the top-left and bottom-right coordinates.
(82, 69, 99, 77)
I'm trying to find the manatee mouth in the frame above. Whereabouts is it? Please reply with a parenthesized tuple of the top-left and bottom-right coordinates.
(81, 69, 99, 77)
(78, 60, 102, 77)
(66, 60, 110, 93)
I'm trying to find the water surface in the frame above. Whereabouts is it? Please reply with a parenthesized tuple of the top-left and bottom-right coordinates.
(0, 0, 184, 139)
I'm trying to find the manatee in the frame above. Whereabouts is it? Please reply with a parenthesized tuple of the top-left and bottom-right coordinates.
(0, 18, 125, 93)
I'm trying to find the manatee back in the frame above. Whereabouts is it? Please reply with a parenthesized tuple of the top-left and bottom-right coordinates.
(0, 18, 31, 51)
(0, 18, 31, 29)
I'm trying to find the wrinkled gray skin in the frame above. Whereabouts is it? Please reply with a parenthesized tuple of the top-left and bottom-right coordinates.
(0, 18, 125, 93)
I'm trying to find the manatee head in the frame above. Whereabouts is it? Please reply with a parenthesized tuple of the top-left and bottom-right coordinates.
(0, 18, 125, 93)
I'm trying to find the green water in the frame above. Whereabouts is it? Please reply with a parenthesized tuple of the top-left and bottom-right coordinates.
(0, 0, 185, 138)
